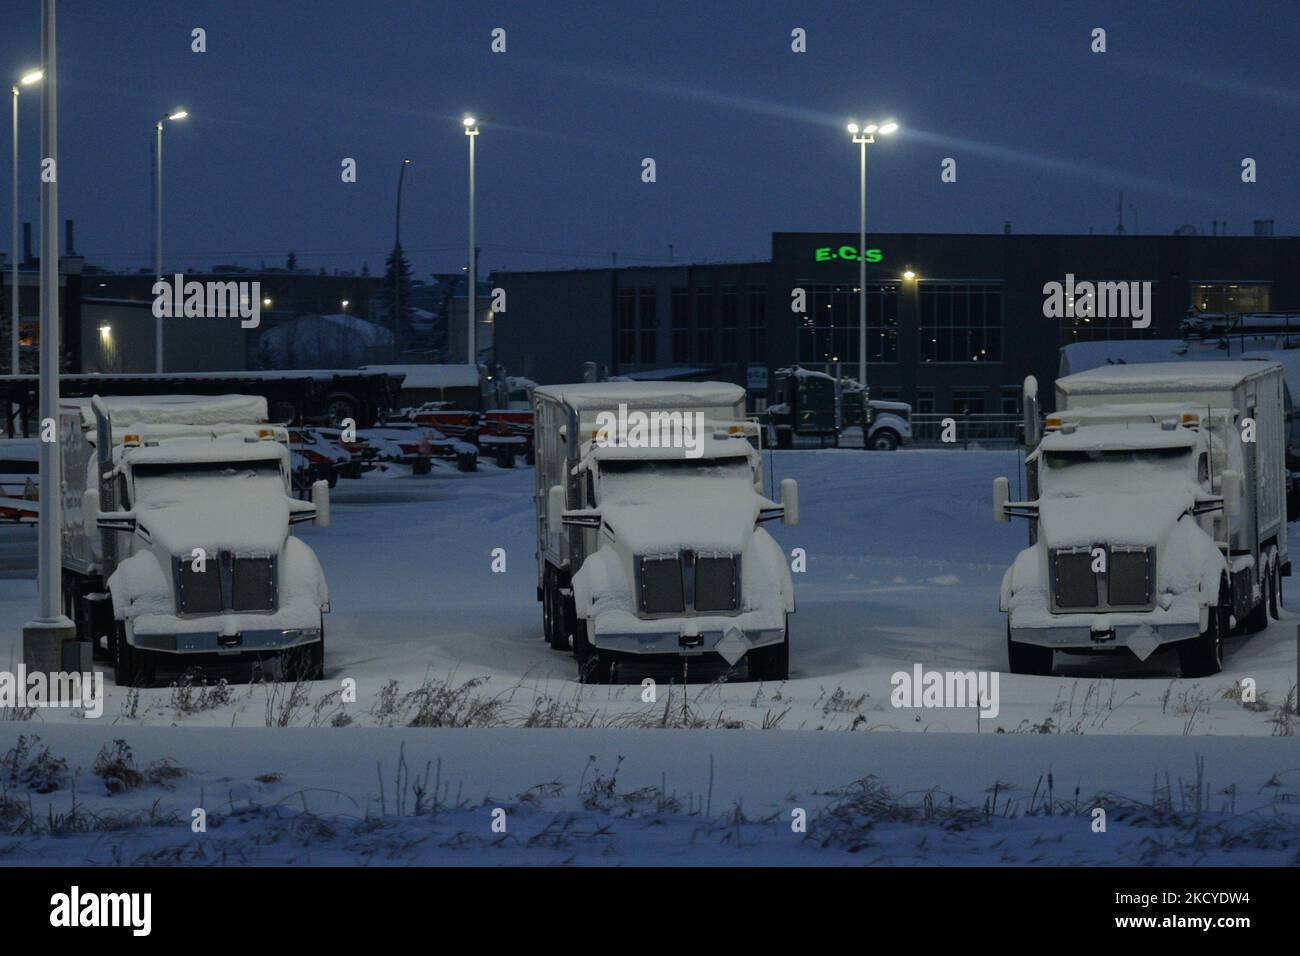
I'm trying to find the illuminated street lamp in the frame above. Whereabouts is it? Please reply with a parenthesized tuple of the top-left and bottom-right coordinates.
(846, 118, 898, 392)
(154, 107, 188, 372)
(463, 115, 479, 366)
(10, 68, 42, 374)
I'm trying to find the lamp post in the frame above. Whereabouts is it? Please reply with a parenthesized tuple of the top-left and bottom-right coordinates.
(24, 0, 75, 681)
(463, 115, 479, 367)
(846, 119, 897, 393)
(153, 108, 187, 373)
(10, 69, 41, 376)
(392, 158, 411, 350)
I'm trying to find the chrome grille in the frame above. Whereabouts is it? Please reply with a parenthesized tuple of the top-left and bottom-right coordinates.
(694, 555, 739, 612)
(1052, 549, 1099, 609)
(1107, 547, 1153, 607)
(176, 561, 223, 614)
(231, 555, 277, 612)
(638, 555, 684, 614)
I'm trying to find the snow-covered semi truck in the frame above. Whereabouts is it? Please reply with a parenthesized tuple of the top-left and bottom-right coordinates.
(534, 382, 799, 682)
(60, 394, 332, 687)
(994, 362, 1288, 677)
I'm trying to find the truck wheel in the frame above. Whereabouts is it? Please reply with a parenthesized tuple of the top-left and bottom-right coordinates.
(748, 629, 789, 681)
(113, 624, 154, 688)
(456, 451, 477, 472)
(1179, 589, 1228, 678)
(496, 446, 515, 468)
(524, 444, 536, 466)
(573, 621, 611, 683)
(284, 630, 325, 682)
(870, 429, 900, 451)
(1243, 565, 1270, 634)
(1270, 559, 1282, 619)
(1006, 624, 1053, 676)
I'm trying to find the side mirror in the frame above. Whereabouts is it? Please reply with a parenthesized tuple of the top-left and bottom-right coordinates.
(312, 479, 331, 528)
(548, 484, 565, 532)
(1221, 469, 1243, 518)
(993, 476, 1010, 523)
(781, 478, 799, 526)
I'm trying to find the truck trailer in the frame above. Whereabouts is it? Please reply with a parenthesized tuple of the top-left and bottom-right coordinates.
(994, 361, 1288, 677)
(533, 382, 799, 683)
(60, 394, 332, 686)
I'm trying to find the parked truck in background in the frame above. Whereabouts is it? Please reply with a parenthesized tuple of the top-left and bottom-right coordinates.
(994, 362, 1288, 677)
(533, 382, 799, 683)
(767, 366, 912, 450)
(60, 394, 332, 687)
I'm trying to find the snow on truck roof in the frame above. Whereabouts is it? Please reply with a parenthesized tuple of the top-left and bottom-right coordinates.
(534, 381, 746, 410)
(1058, 360, 1283, 394)
(1039, 423, 1199, 454)
(362, 364, 480, 390)
(61, 394, 269, 429)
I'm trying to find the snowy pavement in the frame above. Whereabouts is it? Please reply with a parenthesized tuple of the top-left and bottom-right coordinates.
(2, 449, 1298, 864)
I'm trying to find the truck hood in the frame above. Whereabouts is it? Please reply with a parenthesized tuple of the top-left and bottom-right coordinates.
(1038, 489, 1194, 549)
(598, 487, 759, 554)
(137, 492, 290, 556)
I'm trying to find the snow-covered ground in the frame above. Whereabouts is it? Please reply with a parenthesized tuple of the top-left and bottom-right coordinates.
(2, 449, 1297, 864)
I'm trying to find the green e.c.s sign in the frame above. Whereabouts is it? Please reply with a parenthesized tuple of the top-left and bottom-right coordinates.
(815, 245, 883, 263)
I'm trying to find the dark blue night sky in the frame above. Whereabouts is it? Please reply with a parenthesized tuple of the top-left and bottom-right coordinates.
(1, 0, 1295, 277)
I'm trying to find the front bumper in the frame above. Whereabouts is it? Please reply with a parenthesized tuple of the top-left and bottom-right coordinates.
(132, 627, 321, 654)
(1010, 621, 1200, 652)
(593, 625, 784, 657)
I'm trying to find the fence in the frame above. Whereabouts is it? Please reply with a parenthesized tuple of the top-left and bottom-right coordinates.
(911, 413, 1023, 448)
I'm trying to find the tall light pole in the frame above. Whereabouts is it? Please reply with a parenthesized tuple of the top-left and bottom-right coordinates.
(153, 108, 187, 373)
(463, 115, 479, 367)
(24, 0, 75, 679)
(846, 119, 897, 392)
(392, 158, 411, 352)
(10, 69, 41, 376)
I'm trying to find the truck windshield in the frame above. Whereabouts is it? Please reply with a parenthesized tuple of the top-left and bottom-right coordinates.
(1040, 447, 1193, 496)
(597, 456, 752, 504)
(132, 461, 285, 504)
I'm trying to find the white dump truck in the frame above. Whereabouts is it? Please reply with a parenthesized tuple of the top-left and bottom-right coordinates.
(533, 382, 798, 682)
(60, 394, 332, 687)
(994, 362, 1288, 677)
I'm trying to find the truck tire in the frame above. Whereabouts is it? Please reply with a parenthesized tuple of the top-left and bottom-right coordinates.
(573, 620, 611, 683)
(496, 446, 515, 468)
(1006, 624, 1053, 676)
(869, 429, 900, 451)
(1179, 587, 1228, 678)
(456, 451, 477, 472)
(1243, 564, 1270, 634)
(1270, 559, 1282, 619)
(748, 627, 789, 681)
(284, 628, 325, 682)
(324, 393, 358, 427)
(524, 444, 536, 466)
(113, 623, 155, 688)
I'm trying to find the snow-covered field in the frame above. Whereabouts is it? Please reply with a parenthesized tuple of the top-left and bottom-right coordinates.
(2, 449, 1298, 864)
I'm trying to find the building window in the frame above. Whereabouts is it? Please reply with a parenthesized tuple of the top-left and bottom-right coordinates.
(919, 283, 1002, 362)
(1191, 282, 1270, 314)
(617, 288, 636, 364)
(696, 288, 714, 364)
(747, 286, 766, 361)
(638, 288, 657, 365)
(1000, 387, 1020, 416)
(795, 282, 899, 370)
(951, 388, 986, 415)
(1058, 279, 1158, 343)
(719, 286, 738, 364)
(916, 389, 935, 414)
(671, 288, 689, 363)
(879, 388, 901, 402)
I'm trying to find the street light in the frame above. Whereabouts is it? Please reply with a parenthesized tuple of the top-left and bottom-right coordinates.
(10, 68, 41, 375)
(463, 115, 479, 367)
(392, 158, 411, 348)
(153, 107, 188, 372)
(847, 117, 898, 394)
